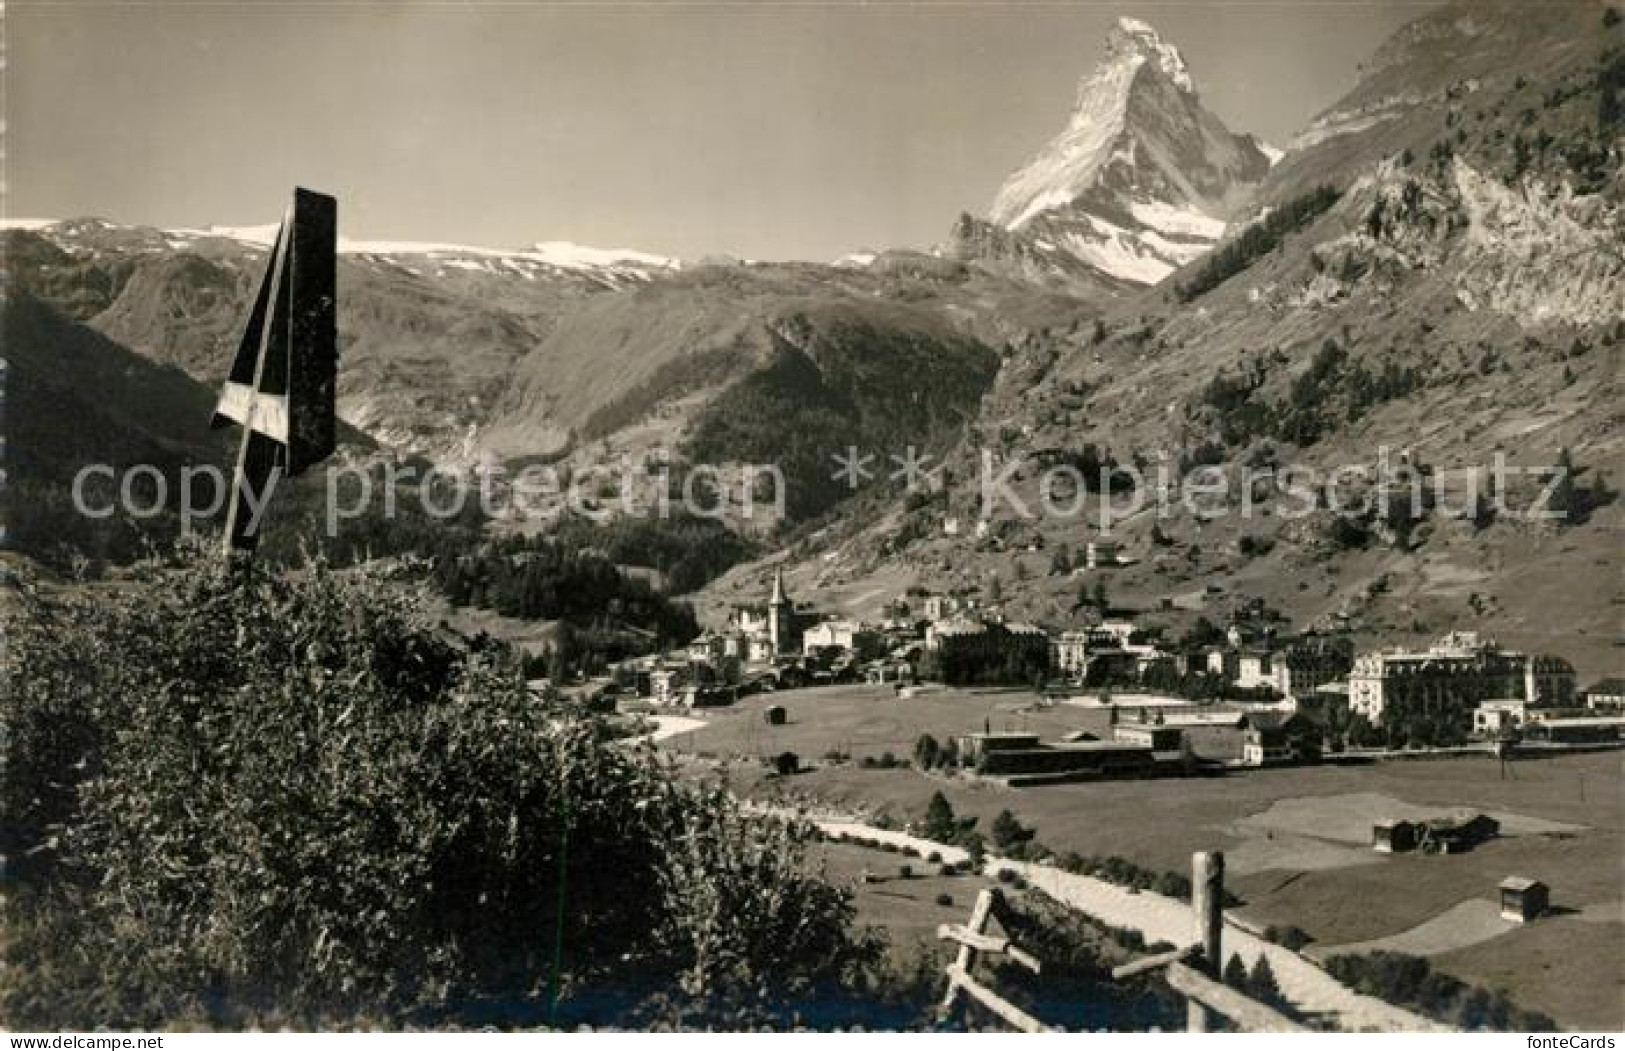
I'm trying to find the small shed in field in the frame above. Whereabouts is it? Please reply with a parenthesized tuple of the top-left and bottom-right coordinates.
(764, 705, 787, 725)
(1499, 876, 1549, 922)
(1425, 812, 1500, 853)
(1373, 819, 1418, 853)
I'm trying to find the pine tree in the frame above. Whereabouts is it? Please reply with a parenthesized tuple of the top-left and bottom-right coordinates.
(1547, 446, 1582, 524)
(990, 809, 1029, 851)
(922, 791, 957, 842)
(1223, 954, 1250, 989)
(1249, 954, 1283, 1006)
(961, 831, 987, 869)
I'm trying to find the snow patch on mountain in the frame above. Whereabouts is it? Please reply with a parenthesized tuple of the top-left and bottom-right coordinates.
(1059, 226, 1176, 285)
(16, 218, 680, 283)
(1127, 199, 1227, 240)
(527, 240, 678, 272)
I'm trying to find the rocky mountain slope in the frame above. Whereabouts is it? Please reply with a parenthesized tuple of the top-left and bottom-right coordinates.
(709, 0, 1624, 679)
(3, 220, 1099, 559)
(2, 220, 675, 467)
(947, 17, 1273, 290)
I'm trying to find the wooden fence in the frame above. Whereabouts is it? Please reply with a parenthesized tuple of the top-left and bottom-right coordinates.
(939, 850, 1306, 1033)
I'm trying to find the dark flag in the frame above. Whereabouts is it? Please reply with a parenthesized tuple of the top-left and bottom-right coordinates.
(211, 188, 337, 551)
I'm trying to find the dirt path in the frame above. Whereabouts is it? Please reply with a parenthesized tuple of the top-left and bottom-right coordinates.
(997, 857, 1451, 1032)
(793, 811, 1451, 1033)
(1309, 897, 1515, 959)
(815, 821, 972, 865)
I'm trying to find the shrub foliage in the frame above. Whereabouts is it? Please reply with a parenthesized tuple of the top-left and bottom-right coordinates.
(2, 548, 877, 1028)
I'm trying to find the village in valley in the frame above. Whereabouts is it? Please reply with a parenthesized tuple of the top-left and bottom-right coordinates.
(564, 543, 1624, 1030)
(611, 557, 1619, 768)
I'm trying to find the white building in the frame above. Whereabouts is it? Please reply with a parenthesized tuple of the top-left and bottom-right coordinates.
(802, 618, 878, 657)
(1348, 632, 1575, 724)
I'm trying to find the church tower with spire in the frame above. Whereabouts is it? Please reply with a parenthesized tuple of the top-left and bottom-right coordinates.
(768, 567, 791, 655)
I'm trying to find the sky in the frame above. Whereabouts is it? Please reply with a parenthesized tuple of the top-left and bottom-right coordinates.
(8, 1, 1435, 262)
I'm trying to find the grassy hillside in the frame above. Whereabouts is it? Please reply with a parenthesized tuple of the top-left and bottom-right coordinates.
(2, 291, 228, 568)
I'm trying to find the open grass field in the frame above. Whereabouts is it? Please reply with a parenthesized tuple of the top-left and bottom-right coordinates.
(662, 684, 1625, 1030)
(810, 840, 994, 970)
(660, 683, 1108, 765)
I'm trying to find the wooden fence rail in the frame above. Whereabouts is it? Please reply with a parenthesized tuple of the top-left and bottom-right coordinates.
(941, 850, 1306, 1033)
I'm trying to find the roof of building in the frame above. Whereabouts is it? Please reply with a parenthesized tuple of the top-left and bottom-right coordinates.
(1500, 876, 1546, 892)
(1239, 711, 1308, 732)
(1537, 715, 1625, 728)
(1430, 812, 1499, 833)
(809, 618, 865, 632)
(1050, 741, 1155, 754)
(933, 617, 988, 635)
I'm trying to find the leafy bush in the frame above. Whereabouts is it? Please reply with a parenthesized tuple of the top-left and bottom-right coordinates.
(1264, 925, 1314, 951)
(2, 547, 880, 1028)
(1326, 515, 1371, 550)
(934, 893, 954, 908)
(1325, 952, 1556, 1031)
(1054, 854, 1237, 908)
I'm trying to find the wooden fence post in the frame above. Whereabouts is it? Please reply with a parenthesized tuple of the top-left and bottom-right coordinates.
(1114, 850, 1305, 1033)
(937, 887, 1047, 1032)
(1187, 850, 1224, 1033)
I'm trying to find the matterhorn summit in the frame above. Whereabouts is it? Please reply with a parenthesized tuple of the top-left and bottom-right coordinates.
(968, 16, 1273, 287)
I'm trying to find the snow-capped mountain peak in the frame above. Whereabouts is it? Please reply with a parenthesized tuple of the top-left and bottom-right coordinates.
(1107, 16, 1194, 96)
(970, 18, 1271, 288)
